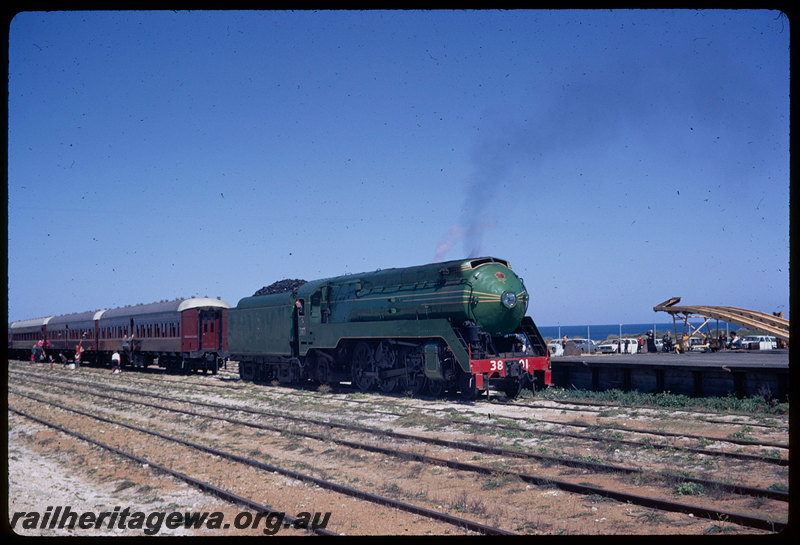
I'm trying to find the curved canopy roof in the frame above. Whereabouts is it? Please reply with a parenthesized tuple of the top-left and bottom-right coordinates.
(654, 297, 790, 342)
(177, 297, 232, 311)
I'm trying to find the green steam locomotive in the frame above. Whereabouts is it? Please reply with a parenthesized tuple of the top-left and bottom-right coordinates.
(228, 257, 551, 399)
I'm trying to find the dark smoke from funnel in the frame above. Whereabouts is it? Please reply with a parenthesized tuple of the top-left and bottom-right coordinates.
(434, 21, 776, 263)
(436, 54, 655, 263)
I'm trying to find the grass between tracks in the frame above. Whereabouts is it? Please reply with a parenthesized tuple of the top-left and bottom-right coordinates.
(531, 387, 788, 419)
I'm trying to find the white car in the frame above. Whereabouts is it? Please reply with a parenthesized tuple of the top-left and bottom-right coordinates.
(598, 338, 639, 354)
(740, 335, 777, 350)
(547, 341, 564, 357)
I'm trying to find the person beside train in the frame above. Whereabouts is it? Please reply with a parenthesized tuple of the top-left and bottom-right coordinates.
(74, 343, 84, 368)
(122, 333, 134, 366)
(111, 351, 121, 374)
(31, 340, 48, 363)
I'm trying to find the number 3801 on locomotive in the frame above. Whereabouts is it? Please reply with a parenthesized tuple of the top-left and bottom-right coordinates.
(228, 256, 551, 399)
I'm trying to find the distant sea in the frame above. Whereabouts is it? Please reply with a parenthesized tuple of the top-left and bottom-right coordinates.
(537, 321, 743, 341)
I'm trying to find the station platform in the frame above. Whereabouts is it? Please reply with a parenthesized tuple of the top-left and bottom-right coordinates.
(549, 350, 789, 400)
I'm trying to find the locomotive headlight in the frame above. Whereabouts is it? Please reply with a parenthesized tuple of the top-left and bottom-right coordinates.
(501, 291, 517, 309)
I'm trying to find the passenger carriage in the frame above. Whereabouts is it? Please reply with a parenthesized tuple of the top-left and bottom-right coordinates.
(97, 297, 230, 374)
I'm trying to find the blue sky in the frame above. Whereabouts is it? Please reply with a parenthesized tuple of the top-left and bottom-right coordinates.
(7, 9, 790, 326)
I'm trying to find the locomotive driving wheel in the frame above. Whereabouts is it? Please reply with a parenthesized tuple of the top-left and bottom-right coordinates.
(315, 359, 333, 385)
(426, 378, 445, 397)
(402, 372, 426, 396)
(375, 341, 399, 393)
(351, 342, 376, 391)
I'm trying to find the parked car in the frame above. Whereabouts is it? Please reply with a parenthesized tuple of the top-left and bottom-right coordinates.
(740, 335, 777, 350)
(598, 338, 639, 354)
(547, 340, 564, 357)
(569, 338, 598, 354)
(597, 340, 616, 354)
(689, 337, 710, 352)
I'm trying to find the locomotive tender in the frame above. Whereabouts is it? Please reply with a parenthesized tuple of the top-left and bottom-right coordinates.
(229, 257, 550, 399)
(9, 257, 551, 399)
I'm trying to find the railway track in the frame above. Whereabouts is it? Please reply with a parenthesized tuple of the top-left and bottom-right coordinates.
(7, 369, 788, 534)
(8, 394, 509, 536)
(106, 362, 789, 436)
(8, 378, 790, 503)
(14, 358, 787, 436)
(9, 371, 792, 486)
(8, 406, 338, 536)
(512, 398, 789, 431)
(11, 366, 788, 470)
(8, 390, 786, 534)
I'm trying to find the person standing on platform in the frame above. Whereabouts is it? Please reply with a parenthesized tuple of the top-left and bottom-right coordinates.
(662, 330, 673, 352)
(646, 330, 657, 353)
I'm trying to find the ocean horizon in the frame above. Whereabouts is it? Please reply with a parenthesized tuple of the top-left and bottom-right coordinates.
(537, 321, 746, 342)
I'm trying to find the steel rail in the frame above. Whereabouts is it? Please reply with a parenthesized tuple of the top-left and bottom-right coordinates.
(512, 396, 788, 428)
(10, 368, 789, 501)
(119, 365, 790, 437)
(7, 392, 515, 536)
(11, 378, 789, 504)
(9, 368, 790, 470)
(7, 407, 338, 536)
(9, 392, 785, 533)
(512, 397, 788, 430)
(183, 375, 790, 466)
(9, 377, 790, 506)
